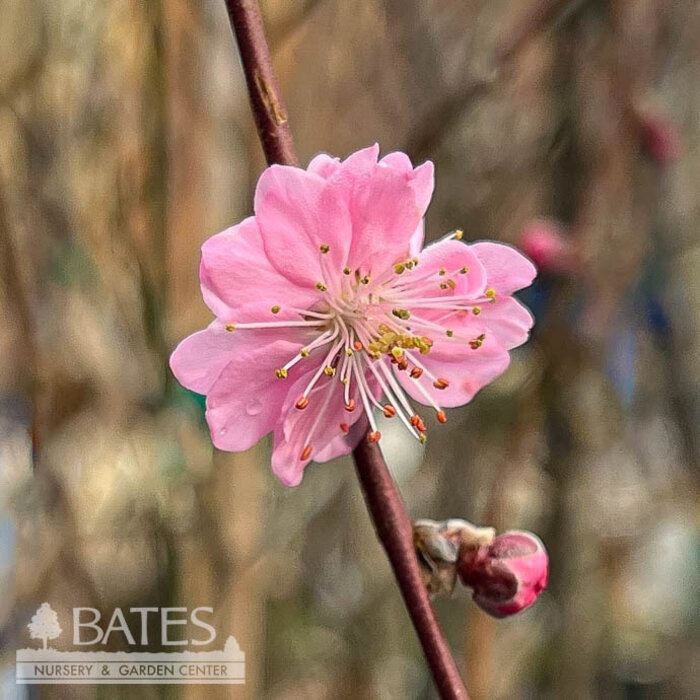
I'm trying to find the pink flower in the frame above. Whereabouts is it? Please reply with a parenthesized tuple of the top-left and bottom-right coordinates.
(637, 112, 681, 167)
(519, 219, 571, 275)
(457, 530, 548, 617)
(170, 145, 536, 486)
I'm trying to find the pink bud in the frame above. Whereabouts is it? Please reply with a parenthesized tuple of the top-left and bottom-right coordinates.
(519, 220, 571, 274)
(637, 113, 681, 167)
(457, 530, 548, 618)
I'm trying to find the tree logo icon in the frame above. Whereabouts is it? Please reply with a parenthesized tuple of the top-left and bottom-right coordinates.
(28, 603, 62, 650)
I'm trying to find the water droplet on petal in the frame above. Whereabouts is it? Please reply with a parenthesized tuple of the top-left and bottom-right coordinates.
(246, 400, 263, 416)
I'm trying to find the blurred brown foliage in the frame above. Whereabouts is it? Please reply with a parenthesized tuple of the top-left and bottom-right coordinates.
(1, 0, 700, 698)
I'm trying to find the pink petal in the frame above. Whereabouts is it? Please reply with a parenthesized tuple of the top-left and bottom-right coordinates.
(470, 241, 537, 295)
(410, 238, 487, 298)
(270, 373, 367, 486)
(395, 332, 510, 408)
(345, 164, 424, 276)
(476, 297, 534, 350)
(200, 217, 318, 321)
(205, 335, 310, 452)
(169, 322, 238, 395)
(409, 221, 425, 257)
(379, 153, 435, 216)
(307, 153, 341, 179)
(338, 144, 380, 179)
(254, 165, 352, 289)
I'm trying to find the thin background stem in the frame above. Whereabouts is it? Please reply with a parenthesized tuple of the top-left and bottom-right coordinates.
(222, 1, 469, 697)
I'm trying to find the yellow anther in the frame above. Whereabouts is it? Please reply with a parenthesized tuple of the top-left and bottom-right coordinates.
(319, 244, 330, 254)
(391, 347, 404, 359)
(225, 324, 235, 332)
(316, 282, 328, 292)
(412, 257, 419, 266)
(270, 305, 280, 314)
(324, 366, 336, 377)
(459, 266, 469, 274)
(419, 433, 427, 444)
(341, 377, 349, 386)
(485, 288, 497, 302)
(447, 279, 457, 289)
(440, 283, 448, 290)
(439, 268, 447, 276)
(472, 306, 481, 316)
(360, 275, 370, 285)
(372, 352, 381, 360)
(346, 348, 354, 356)
(415, 337, 430, 355)
(300, 349, 310, 357)
(454, 229, 463, 240)
(343, 267, 352, 275)
(392, 308, 411, 320)
(275, 368, 288, 379)
(405, 260, 415, 269)
(469, 334, 486, 349)
(446, 329, 454, 338)
(394, 263, 405, 275)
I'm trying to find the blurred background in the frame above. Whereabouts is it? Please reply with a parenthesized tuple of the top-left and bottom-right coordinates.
(1, 0, 699, 698)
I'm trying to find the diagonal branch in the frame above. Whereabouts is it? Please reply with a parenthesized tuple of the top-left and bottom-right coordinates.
(222, 1, 469, 698)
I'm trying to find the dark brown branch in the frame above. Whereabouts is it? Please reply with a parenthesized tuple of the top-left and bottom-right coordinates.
(223, 1, 469, 697)
(224, 0, 297, 166)
(354, 441, 470, 700)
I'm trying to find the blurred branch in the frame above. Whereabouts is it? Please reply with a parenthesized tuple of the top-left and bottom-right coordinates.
(0, 174, 43, 464)
(404, 79, 496, 161)
(222, 1, 469, 697)
(499, 0, 586, 63)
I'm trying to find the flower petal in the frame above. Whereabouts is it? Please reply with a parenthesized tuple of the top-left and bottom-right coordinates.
(205, 335, 309, 452)
(307, 153, 341, 179)
(476, 297, 534, 350)
(200, 217, 318, 321)
(169, 322, 238, 395)
(470, 241, 537, 295)
(395, 332, 510, 408)
(270, 373, 367, 486)
(409, 220, 425, 257)
(410, 238, 487, 298)
(254, 164, 352, 289)
(379, 153, 434, 216)
(345, 164, 424, 276)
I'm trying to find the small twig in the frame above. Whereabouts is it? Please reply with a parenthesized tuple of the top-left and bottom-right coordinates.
(222, 1, 469, 697)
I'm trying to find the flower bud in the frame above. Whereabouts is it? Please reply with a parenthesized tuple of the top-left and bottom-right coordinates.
(637, 112, 681, 167)
(519, 219, 571, 275)
(457, 530, 548, 618)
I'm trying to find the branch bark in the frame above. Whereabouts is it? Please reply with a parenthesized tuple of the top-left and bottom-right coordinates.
(223, 1, 469, 697)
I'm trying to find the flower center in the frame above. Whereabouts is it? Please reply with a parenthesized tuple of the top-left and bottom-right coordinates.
(223, 232, 495, 460)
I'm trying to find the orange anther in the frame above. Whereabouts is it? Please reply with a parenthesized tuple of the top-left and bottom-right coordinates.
(300, 444, 312, 460)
